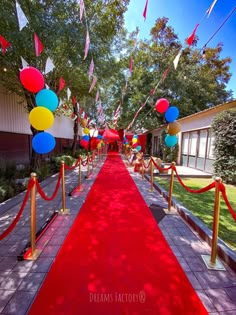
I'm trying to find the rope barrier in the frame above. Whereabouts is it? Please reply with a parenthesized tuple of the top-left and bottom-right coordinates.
(64, 157, 82, 170)
(151, 158, 172, 172)
(219, 183, 236, 222)
(173, 166, 216, 193)
(36, 167, 62, 201)
(0, 179, 35, 240)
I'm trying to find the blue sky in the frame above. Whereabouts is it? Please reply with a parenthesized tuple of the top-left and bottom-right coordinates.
(124, 0, 236, 98)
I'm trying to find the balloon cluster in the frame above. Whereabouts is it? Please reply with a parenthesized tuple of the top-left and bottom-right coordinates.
(155, 98, 181, 147)
(131, 135, 142, 151)
(80, 118, 90, 150)
(20, 67, 58, 154)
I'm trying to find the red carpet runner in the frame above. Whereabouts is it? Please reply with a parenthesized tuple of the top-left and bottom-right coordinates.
(29, 153, 208, 315)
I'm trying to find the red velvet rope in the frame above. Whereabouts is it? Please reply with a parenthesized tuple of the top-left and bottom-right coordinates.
(35, 167, 62, 201)
(173, 166, 216, 193)
(143, 159, 151, 169)
(81, 157, 89, 166)
(0, 179, 35, 241)
(219, 183, 236, 221)
(64, 157, 81, 170)
(151, 158, 172, 171)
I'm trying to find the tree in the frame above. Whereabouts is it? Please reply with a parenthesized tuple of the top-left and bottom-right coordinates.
(0, 0, 129, 166)
(212, 109, 236, 184)
(111, 18, 233, 132)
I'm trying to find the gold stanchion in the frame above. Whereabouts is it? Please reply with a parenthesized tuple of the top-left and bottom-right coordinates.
(168, 162, 175, 212)
(26, 173, 40, 260)
(201, 177, 225, 270)
(86, 154, 90, 179)
(149, 159, 154, 192)
(142, 158, 145, 180)
(60, 161, 70, 215)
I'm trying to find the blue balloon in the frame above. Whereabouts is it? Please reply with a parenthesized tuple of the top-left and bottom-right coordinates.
(82, 135, 90, 141)
(165, 135, 178, 147)
(165, 106, 179, 123)
(36, 89, 59, 111)
(133, 135, 138, 139)
(97, 135, 103, 139)
(32, 132, 56, 154)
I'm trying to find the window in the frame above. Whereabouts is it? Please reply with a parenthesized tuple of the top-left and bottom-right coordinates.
(189, 131, 198, 156)
(207, 130, 215, 159)
(198, 130, 207, 158)
(182, 133, 189, 154)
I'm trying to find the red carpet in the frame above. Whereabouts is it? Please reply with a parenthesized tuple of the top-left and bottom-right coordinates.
(29, 153, 208, 315)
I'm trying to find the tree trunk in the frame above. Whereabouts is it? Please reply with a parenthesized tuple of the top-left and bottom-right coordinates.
(71, 103, 79, 157)
(25, 93, 42, 170)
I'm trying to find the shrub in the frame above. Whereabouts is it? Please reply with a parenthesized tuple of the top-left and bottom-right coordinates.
(51, 155, 77, 172)
(212, 109, 236, 184)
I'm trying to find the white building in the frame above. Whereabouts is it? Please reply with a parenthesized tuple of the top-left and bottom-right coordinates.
(149, 100, 236, 174)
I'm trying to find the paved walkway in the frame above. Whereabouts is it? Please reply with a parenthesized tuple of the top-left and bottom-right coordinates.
(0, 155, 235, 314)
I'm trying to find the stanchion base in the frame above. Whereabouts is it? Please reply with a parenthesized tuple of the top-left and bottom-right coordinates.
(149, 189, 154, 192)
(69, 185, 83, 196)
(163, 207, 176, 215)
(25, 249, 41, 261)
(59, 208, 70, 215)
(201, 254, 226, 271)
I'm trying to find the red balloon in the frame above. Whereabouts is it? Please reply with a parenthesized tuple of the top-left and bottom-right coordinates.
(155, 98, 169, 114)
(19, 67, 45, 93)
(132, 143, 138, 149)
(80, 139, 89, 150)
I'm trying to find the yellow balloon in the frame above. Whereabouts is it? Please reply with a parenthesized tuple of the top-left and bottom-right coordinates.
(81, 118, 87, 128)
(29, 107, 54, 131)
(97, 143, 102, 149)
(83, 127, 90, 135)
(132, 138, 138, 144)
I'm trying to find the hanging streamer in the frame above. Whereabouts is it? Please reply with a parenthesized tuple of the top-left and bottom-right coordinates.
(186, 24, 200, 46)
(88, 58, 94, 80)
(207, 0, 218, 18)
(59, 77, 65, 92)
(143, 0, 149, 20)
(84, 30, 90, 60)
(89, 76, 97, 93)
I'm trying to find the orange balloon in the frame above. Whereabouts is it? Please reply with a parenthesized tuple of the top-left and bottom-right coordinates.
(81, 118, 87, 128)
(167, 121, 181, 135)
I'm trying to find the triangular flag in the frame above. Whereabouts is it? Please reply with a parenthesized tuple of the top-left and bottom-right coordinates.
(89, 76, 97, 93)
(45, 84, 50, 89)
(186, 24, 199, 46)
(95, 89, 99, 102)
(0, 35, 11, 54)
(34, 33, 44, 57)
(150, 89, 155, 95)
(207, 0, 218, 17)
(173, 49, 182, 70)
(67, 88, 71, 100)
(88, 58, 94, 80)
(59, 77, 65, 92)
(84, 30, 90, 60)
(20, 56, 28, 68)
(161, 67, 170, 81)
(143, 0, 149, 20)
(45, 57, 55, 74)
(80, 0, 85, 22)
(58, 99, 63, 107)
(16, 1, 29, 31)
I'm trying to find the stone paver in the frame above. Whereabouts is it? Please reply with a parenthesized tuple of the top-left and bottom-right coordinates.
(0, 154, 235, 314)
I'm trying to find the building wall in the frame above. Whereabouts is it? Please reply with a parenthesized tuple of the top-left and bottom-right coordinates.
(0, 87, 76, 164)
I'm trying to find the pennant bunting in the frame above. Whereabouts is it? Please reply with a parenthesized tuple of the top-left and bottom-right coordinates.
(88, 58, 94, 80)
(173, 49, 182, 70)
(72, 114, 78, 121)
(45, 57, 55, 74)
(67, 88, 71, 100)
(207, 0, 218, 18)
(80, 0, 85, 22)
(95, 89, 100, 102)
(113, 104, 121, 125)
(59, 77, 65, 92)
(45, 84, 50, 89)
(84, 30, 90, 60)
(34, 33, 44, 57)
(150, 89, 155, 95)
(20, 56, 28, 68)
(72, 96, 77, 106)
(143, 0, 149, 20)
(186, 24, 199, 46)
(58, 99, 63, 107)
(89, 76, 97, 93)
(129, 58, 134, 76)
(161, 67, 170, 82)
(0, 35, 11, 54)
(16, 1, 29, 31)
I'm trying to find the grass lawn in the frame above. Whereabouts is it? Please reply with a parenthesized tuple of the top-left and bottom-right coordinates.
(154, 177, 236, 250)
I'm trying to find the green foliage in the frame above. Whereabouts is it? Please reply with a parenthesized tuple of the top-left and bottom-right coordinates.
(51, 155, 77, 172)
(0, 159, 16, 179)
(212, 109, 236, 184)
